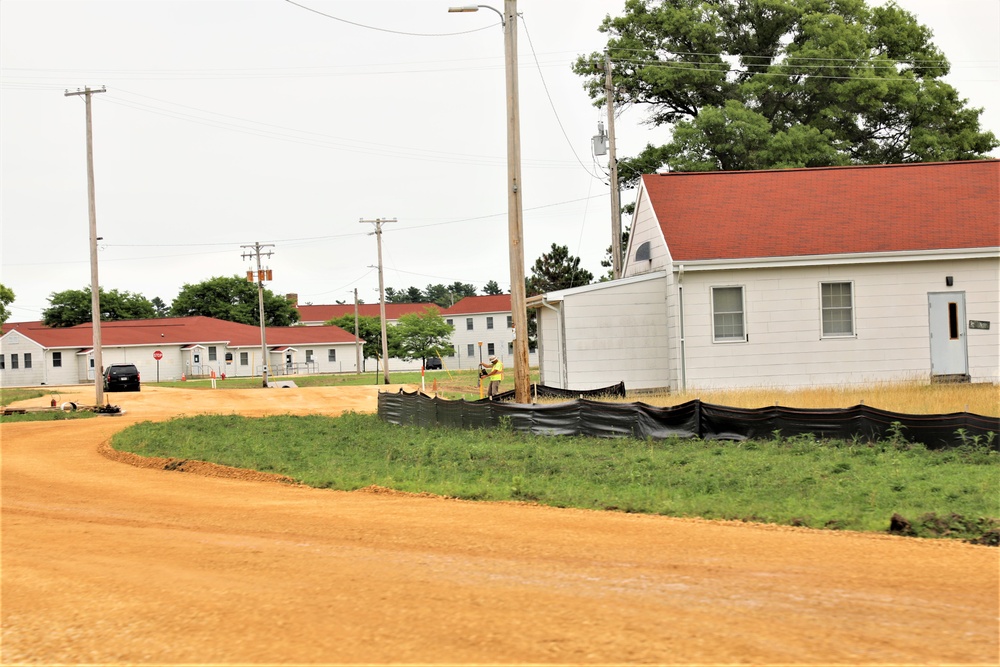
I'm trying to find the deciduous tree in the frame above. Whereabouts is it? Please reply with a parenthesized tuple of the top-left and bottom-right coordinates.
(574, 0, 997, 178)
(42, 287, 156, 327)
(170, 275, 299, 326)
(390, 307, 455, 366)
(0, 283, 14, 328)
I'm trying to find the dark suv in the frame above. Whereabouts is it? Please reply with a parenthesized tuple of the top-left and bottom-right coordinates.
(104, 363, 140, 392)
(425, 357, 442, 370)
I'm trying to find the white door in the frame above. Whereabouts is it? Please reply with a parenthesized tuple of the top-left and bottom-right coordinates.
(928, 292, 968, 377)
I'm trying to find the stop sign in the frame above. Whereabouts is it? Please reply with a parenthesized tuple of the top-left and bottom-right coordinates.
(153, 350, 163, 360)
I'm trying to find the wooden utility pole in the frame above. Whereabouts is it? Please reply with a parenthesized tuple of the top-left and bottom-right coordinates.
(503, 0, 530, 404)
(353, 288, 361, 375)
(448, 0, 529, 403)
(241, 242, 274, 387)
(605, 53, 623, 280)
(65, 86, 107, 406)
(360, 218, 395, 385)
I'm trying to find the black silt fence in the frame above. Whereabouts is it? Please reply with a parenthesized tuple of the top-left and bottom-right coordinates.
(377, 387, 999, 450)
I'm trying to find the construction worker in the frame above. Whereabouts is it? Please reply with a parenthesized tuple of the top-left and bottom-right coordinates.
(480, 355, 504, 398)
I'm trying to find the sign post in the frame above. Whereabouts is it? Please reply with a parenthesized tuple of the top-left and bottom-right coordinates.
(153, 350, 163, 382)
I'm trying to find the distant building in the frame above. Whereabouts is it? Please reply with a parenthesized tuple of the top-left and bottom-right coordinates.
(442, 295, 538, 371)
(0, 316, 359, 387)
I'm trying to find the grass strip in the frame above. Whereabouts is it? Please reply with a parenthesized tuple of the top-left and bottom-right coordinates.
(111, 412, 999, 542)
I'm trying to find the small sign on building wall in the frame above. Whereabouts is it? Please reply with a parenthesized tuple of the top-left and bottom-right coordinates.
(969, 320, 990, 330)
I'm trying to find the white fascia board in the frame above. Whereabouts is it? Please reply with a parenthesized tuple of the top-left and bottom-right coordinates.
(536, 271, 670, 304)
(674, 247, 1000, 272)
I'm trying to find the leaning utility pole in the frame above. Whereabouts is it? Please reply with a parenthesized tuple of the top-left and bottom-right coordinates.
(353, 288, 361, 375)
(241, 242, 274, 388)
(604, 53, 623, 280)
(360, 218, 395, 385)
(65, 86, 107, 406)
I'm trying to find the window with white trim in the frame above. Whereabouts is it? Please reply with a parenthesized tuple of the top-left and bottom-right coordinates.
(208, 346, 217, 361)
(486, 316, 494, 329)
(0, 355, 5, 370)
(23, 353, 31, 369)
(328, 349, 336, 362)
(53, 352, 62, 367)
(821, 282, 854, 336)
(305, 349, 314, 363)
(487, 343, 495, 356)
(712, 286, 746, 342)
(467, 344, 475, 357)
(240, 352, 249, 366)
(466, 317, 474, 331)
(11, 354, 19, 369)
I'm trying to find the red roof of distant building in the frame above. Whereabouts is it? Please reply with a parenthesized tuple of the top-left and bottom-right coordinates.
(641, 160, 1000, 262)
(1, 316, 358, 349)
(296, 303, 439, 322)
(444, 295, 512, 315)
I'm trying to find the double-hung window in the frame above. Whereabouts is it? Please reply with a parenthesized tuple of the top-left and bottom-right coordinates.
(328, 349, 336, 362)
(53, 352, 62, 367)
(821, 282, 854, 336)
(712, 286, 746, 342)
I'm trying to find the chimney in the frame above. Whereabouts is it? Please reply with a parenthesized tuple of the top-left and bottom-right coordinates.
(286, 293, 299, 307)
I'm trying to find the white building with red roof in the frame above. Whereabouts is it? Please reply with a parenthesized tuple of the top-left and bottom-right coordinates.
(531, 161, 1000, 392)
(440, 295, 538, 372)
(0, 316, 360, 387)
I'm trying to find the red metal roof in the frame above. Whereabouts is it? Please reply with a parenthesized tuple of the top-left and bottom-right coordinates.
(296, 302, 439, 322)
(444, 295, 512, 315)
(2, 316, 358, 349)
(641, 160, 1000, 262)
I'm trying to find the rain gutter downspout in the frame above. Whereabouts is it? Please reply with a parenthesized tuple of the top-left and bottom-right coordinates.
(540, 297, 568, 389)
(677, 264, 687, 392)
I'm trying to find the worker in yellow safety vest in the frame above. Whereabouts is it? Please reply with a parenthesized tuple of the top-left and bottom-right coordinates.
(480, 355, 504, 399)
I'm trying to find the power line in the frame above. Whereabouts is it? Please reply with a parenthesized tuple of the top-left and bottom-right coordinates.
(283, 0, 494, 37)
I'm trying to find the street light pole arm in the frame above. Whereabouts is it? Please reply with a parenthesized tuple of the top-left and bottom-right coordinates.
(447, 4, 504, 26)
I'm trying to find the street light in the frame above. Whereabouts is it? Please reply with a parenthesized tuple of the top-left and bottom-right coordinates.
(449, 0, 531, 404)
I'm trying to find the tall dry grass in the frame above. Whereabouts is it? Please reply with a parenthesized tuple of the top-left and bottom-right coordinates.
(618, 382, 999, 417)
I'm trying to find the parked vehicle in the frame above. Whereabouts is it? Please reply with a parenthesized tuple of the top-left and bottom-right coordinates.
(425, 357, 442, 370)
(103, 363, 140, 392)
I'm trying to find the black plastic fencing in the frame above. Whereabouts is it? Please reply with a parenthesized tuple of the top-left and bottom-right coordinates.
(377, 387, 1000, 450)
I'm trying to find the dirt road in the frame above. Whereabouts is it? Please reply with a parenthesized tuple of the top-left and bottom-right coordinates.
(2, 385, 997, 665)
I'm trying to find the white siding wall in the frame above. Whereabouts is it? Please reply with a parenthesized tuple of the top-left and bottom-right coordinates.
(0, 332, 47, 387)
(622, 185, 670, 278)
(538, 275, 671, 391)
(678, 257, 1000, 389)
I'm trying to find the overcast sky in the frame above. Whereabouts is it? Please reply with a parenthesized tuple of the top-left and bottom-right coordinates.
(2, 0, 998, 322)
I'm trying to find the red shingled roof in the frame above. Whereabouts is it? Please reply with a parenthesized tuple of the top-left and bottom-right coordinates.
(2, 316, 357, 349)
(641, 160, 1000, 262)
(297, 303, 439, 322)
(444, 295, 512, 315)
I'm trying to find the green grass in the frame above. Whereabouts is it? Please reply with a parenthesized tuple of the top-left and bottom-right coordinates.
(0, 388, 49, 406)
(111, 412, 1000, 542)
(0, 410, 97, 423)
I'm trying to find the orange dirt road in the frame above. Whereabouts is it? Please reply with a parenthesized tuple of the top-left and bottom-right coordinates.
(2, 385, 997, 665)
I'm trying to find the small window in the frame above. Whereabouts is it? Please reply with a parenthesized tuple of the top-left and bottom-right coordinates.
(635, 240, 651, 262)
(240, 352, 249, 366)
(23, 353, 31, 369)
(466, 318, 474, 331)
(305, 350, 314, 363)
(486, 316, 494, 330)
(506, 315, 513, 328)
(948, 303, 959, 340)
(487, 343, 495, 356)
(467, 344, 475, 357)
(208, 346, 217, 361)
(507, 342, 513, 355)
(328, 349, 336, 362)
(53, 352, 62, 368)
(712, 286, 746, 342)
(0, 355, 5, 370)
(821, 282, 854, 337)
(11, 354, 19, 369)
(225, 352, 233, 362)
(446, 318, 453, 326)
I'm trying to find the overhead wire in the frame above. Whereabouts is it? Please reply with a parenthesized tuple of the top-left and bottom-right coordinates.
(283, 0, 495, 37)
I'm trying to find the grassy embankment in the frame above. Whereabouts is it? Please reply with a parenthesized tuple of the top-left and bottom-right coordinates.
(112, 409, 999, 543)
(0, 388, 96, 422)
